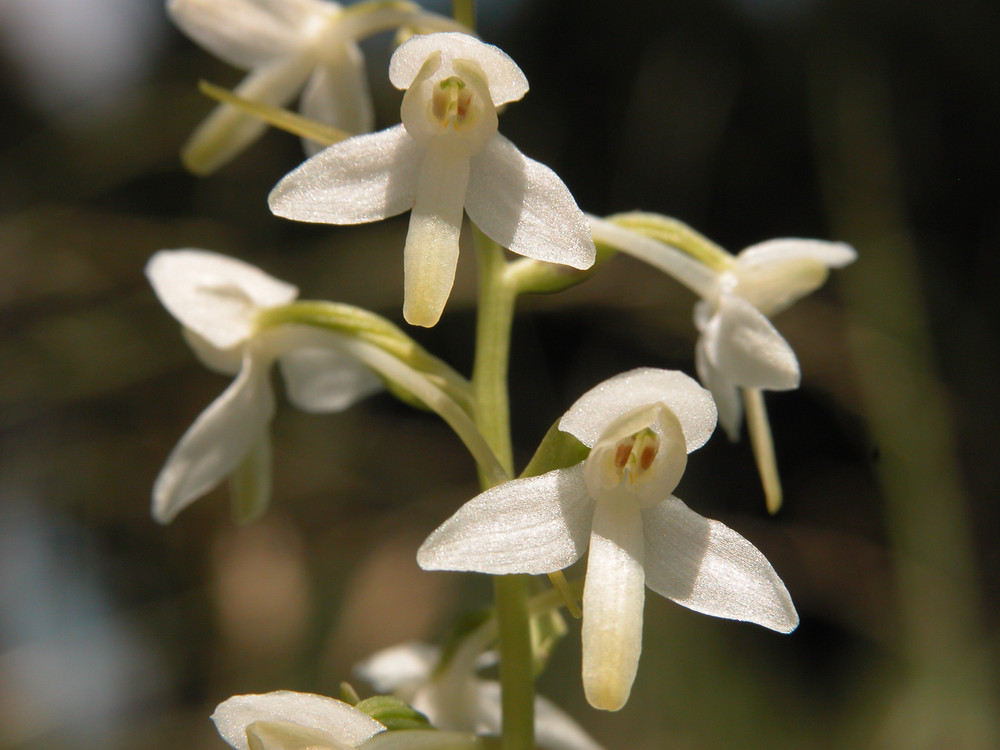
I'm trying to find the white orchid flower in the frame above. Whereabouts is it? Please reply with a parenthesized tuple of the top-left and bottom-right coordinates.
(356, 639, 605, 750)
(169, 0, 463, 174)
(147, 248, 383, 523)
(269, 32, 596, 328)
(589, 216, 856, 512)
(212, 690, 386, 750)
(417, 368, 799, 712)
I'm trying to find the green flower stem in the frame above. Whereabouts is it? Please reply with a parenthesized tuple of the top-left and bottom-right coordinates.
(452, 0, 475, 29)
(471, 228, 533, 750)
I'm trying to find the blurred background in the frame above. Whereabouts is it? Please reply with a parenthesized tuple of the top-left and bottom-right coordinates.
(1, 0, 998, 748)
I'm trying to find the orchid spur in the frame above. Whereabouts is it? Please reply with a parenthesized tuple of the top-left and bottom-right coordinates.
(589, 214, 857, 512)
(417, 368, 799, 711)
(169, 0, 465, 174)
(269, 32, 596, 328)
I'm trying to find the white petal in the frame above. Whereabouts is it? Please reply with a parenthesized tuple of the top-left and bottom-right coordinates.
(466, 135, 594, 270)
(708, 295, 800, 390)
(245, 720, 354, 750)
(642, 497, 799, 633)
(279, 346, 382, 412)
(182, 56, 314, 175)
(152, 354, 274, 523)
(183, 328, 243, 376)
(695, 335, 742, 440)
(559, 368, 717, 452)
(582, 498, 645, 711)
(269, 124, 421, 224)
(533, 692, 607, 750)
(402, 141, 470, 327)
(390, 32, 528, 106)
(300, 43, 375, 152)
(168, 0, 314, 69)
(212, 690, 385, 750)
(738, 238, 857, 269)
(146, 249, 298, 350)
(417, 466, 594, 574)
(354, 642, 439, 695)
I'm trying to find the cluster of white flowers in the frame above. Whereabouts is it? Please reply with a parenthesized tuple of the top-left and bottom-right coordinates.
(151, 1, 856, 748)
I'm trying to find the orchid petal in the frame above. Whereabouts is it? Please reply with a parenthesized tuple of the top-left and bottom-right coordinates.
(642, 497, 799, 633)
(389, 32, 528, 106)
(146, 249, 297, 350)
(300, 43, 374, 155)
(466, 135, 594, 270)
(402, 141, 470, 327)
(152, 353, 274, 523)
(269, 124, 421, 224)
(582, 497, 645, 711)
(182, 56, 314, 174)
(354, 642, 438, 695)
(707, 295, 800, 390)
(168, 0, 314, 69)
(245, 720, 354, 750)
(695, 336, 742, 441)
(559, 368, 716, 452)
(183, 328, 243, 376)
(738, 238, 857, 269)
(278, 345, 382, 413)
(213, 691, 385, 750)
(417, 466, 594, 575)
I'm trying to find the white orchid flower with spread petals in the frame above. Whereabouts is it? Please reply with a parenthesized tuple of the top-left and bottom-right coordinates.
(589, 215, 856, 512)
(356, 639, 605, 750)
(269, 32, 596, 328)
(147, 248, 382, 523)
(418, 368, 798, 712)
(169, 0, 463, 174)
(212, 690, 386, 750)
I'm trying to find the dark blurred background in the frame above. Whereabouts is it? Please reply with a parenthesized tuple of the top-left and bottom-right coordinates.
(2, 1, 998, 748)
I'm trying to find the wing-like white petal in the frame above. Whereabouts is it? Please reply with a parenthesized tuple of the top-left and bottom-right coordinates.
(182, 56, 314, 175)
(402, 141, 471, 327)
(269, 124, 421, 224)
(146, 249, 298, 350)
(279, 345, 382, 412)
(300, 42, 374, 152)
(354, 642, 439, 695)
(417, 466, 594, 574)
(152, 354, 274, 523)
(183, 328, 243, 376)
(390, 32, 528, 105)
(582, 498, 645, 711)
(168, 0, 313, 69)
(642, 497, 799, 633)
(707, 295, 800, 390)
(694, 335, 742, 441)
(466, 135, 595, 270)
(738, 238, 857, 269)
(559, 368, 717, 452)
(212, 690, 385, 750)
